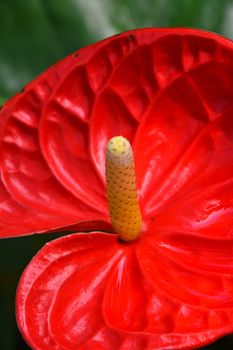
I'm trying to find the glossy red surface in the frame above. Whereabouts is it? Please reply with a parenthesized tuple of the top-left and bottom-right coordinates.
(17, 232, 233, 350)
(2, 27, 233, 348)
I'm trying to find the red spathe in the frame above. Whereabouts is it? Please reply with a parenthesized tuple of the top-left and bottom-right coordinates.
(17, 231, 233, 349)
(1, 27, 233, 348)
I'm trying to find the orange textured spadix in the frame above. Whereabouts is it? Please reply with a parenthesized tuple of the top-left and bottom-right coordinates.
(106, 136, 142, 241)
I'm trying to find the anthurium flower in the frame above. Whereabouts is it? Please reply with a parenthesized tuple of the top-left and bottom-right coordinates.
(1, 28, 233, 349)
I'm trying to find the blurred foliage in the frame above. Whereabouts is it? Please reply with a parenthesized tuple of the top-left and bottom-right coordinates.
(1, 0, 233, 349)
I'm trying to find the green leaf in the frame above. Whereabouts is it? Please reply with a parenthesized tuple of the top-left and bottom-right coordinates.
(0, 96, 6, 106)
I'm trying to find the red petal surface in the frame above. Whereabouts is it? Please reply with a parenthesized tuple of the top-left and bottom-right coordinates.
(0, 45, 110, 237)
(5, 26, 233, 349)
(1, 28, 233, 237)
(17, 232, 233, 350)
(0, 91, 68, 236)
(17, 233, 123, 350)
(40, 36, 137, 208)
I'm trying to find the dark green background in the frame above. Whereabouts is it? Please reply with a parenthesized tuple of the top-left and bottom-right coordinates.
(0, 0, 233, 349)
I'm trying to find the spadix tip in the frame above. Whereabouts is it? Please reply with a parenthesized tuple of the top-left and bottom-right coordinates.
(106, 136, 132, 165)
